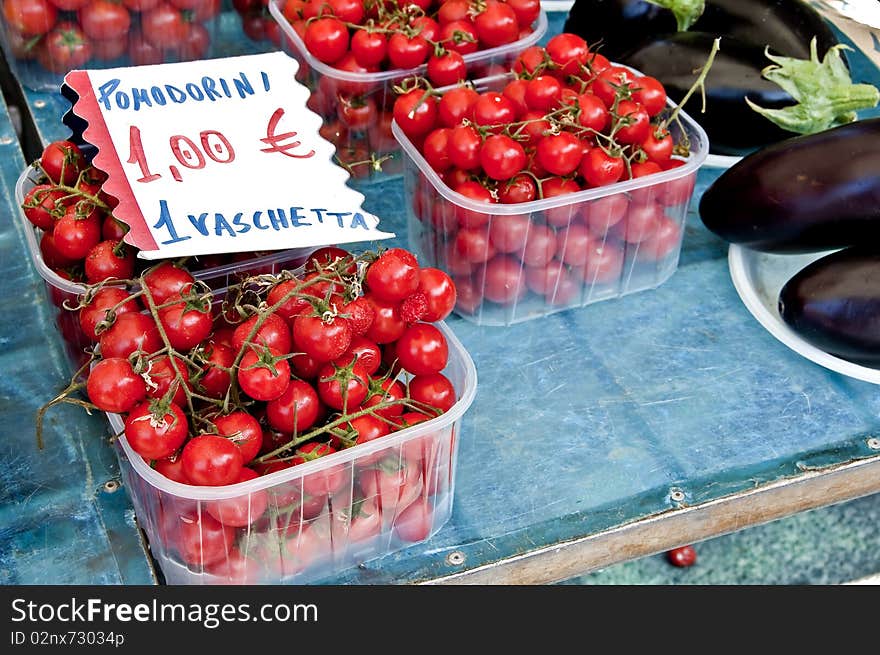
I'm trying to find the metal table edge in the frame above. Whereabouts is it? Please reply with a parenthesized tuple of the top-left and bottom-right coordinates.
(417, 454, 880, 585)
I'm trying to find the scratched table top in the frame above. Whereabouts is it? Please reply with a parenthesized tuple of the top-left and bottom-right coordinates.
(3, 10, 880, 585)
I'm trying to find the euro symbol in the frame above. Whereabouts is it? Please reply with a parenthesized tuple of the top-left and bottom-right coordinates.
(259, 107, 316, 158)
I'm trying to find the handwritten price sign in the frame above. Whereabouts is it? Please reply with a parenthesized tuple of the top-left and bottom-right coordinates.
(63, 51, 394, 260)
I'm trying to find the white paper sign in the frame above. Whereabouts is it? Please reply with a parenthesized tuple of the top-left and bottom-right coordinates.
(64, 51, 394, 260)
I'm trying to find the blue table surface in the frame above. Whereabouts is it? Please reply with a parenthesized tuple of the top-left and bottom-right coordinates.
(3, 10, 880, 585)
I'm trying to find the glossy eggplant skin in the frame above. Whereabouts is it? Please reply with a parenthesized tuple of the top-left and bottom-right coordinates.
(699, 118, 880, 253)
(779, 248, 880, 367)
(619, 31, 796, 154)
(563, 0, 839, 61)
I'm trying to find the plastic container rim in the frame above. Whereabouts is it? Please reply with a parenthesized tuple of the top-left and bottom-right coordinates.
(267, 0, 549, 84)
(14, 165, 316, 296)
(392, 71, 710, 215)
(105, 320, 478, 501)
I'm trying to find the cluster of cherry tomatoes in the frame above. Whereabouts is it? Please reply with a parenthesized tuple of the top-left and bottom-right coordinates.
(0, 0, 220, 74)
(23, 139, 137, 286)
(394, 33, 699, 317)
(283, 0, 540, 80)
(55, 245, 460, 579)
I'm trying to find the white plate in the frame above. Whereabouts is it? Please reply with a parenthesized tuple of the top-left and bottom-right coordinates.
(703, 153, 743, 169)
(727, 244, 880, 384)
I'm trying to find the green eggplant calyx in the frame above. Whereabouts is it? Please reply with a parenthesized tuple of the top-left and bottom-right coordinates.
(645, 0, 705, 31)
(746, 37, 880, 135)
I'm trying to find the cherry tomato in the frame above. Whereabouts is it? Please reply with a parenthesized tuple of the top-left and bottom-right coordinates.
(474, 1, 519, 48)
(233, 311, 292, 356)
(639, 215, 682, 262)
(124, 400, 189, 461)
(317, 360, 371, 411)
(208, 411, 261, 465)
(417, 267, 456, 322)
(238, 345, 291, 402)
(498, 172, 537, 203)
(472, 92, 517, 132)
(3, 0, 57, 35)
(666, 544, 697, 567)
(204, 468, 268, 527)
(437, 85, 478, 128)
(195, 341, 234, 399)
(364, 295, 406, 344)
(366, 249, 420, 302)
(142, 261, 195, 306)
(387, 32, 429, 69)
(292, 312, 352, 362)
(393, 88, 438, 140)
(480, 134, 526, 181)
(506, 0, 540, 27)
(613, 99, 651, 145)
(482, 255, 527, 304)
(266, 379, 321, 434)
(408, 372, 456, 413)
(40, 21, 92, 72)
(580, 147, 625, 187)
(633, 75, 668, 117)
(395, 323, 448, 376)
(140, 2, 189, 49)
(181, 433, 244, 486)
(536, 132, 583, 176)
(438, 18, 479, 56)
(99, 312, 162, 359)
(78, 0, 130, 40)
(525, 75, 562, 112)
(22, 184, 65, 231)
(144, 354, 190, 406)
(79, 286, 140, 342)
(426, 50, 466, 87)
(87, 357, 146, 413)
(546, 31, 590, 77)
(394, 498, 434, 542)
(350, 28, 386, 68)
(446, 124, 483, 172)
(171, 510, 235, 567)
(521, 223, 557, 267)
(304, 16, 348, 64)
(576, 93, 610, 132)
(337, 334, 381, 375)
(158, 295, 213, 352)
(641, 128, 674, 165)
(39, 139, 85, 186)
(84, 240, 135, 283)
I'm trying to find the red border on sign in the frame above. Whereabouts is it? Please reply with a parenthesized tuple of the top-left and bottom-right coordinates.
(64, 70, 159, 252)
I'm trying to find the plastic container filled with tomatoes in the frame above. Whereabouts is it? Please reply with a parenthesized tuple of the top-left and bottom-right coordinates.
(267, 0, 547, 181)
(0, 0, 223, 92)
(392, 34, 709, 325)
(15, 141, 316, 375)
(64, 246, 477, 584)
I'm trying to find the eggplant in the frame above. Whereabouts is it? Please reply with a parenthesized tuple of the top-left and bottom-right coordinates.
(779, 248, 880, 367)
(563, 0, 840, 61)
(699, 118, 880, 253)
(618, 31, 797, 154)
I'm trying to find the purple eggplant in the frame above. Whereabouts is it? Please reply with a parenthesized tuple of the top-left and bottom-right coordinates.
(562, 0, 840, 61)
(779, 248, 880, 367)
(699, 118, 880, 253)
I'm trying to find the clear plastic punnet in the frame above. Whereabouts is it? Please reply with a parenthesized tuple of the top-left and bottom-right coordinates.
(104, 320, 477, 585)
(268, 0, 548, 181)
(393, 73, 710, 326)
